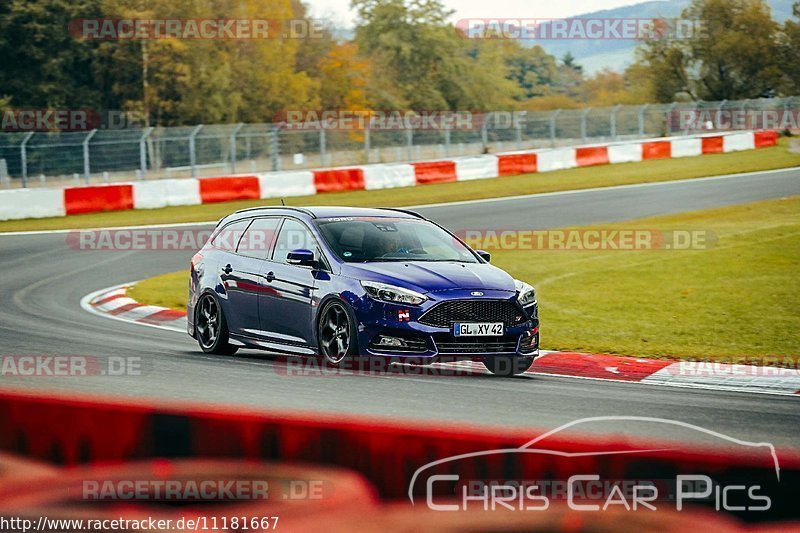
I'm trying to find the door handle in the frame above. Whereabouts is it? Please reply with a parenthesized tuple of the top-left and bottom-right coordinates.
(222, 264, 233, 275)
(265, 271, 275, 282)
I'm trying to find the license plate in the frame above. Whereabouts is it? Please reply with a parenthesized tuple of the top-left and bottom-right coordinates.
(453, 322, 504, 337)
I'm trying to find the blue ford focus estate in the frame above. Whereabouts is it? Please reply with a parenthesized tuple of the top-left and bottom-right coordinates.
(188, 206, 539, 376)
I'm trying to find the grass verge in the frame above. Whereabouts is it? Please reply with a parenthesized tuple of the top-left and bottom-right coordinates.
(128, 196, 800, 362)
(2, 138, 800, 233)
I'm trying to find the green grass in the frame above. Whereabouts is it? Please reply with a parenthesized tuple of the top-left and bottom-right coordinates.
(128, 272, 188, 311)
(2, 137, 799, 233)
(129, 196, 800, 362)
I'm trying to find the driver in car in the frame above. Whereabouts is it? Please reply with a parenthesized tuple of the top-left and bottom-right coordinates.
(377, 233, 407, 256)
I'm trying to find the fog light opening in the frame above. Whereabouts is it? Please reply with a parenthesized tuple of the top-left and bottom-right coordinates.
(374, 335, 408, 348)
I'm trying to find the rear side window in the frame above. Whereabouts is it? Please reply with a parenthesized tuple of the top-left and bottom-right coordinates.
(210, 220, 251, 252)
(237, 218, 281, 260)
(273, 219, 319, 264)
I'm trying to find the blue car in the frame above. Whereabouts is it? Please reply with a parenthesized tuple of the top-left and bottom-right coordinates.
(188, 206, 539, 376)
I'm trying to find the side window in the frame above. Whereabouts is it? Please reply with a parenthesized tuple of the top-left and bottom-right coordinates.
(273, 219, 318, 264)
(237, 218, 281, 260)
(210, 220, 251, 252)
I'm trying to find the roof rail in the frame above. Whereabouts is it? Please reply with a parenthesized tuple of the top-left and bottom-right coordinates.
(379, 207, 426, 220)
(232, 206, 316, 218)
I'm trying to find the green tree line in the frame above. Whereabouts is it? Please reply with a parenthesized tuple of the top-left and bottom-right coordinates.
(0, 0, 797, 127)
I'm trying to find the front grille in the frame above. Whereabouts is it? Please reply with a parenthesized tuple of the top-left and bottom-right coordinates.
(435, 336, 519, 354)
(419, 299, 523, 328)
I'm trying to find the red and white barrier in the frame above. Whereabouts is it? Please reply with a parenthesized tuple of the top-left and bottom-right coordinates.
(536, 147, 579, 172)
(454, 155, 500, 181)
(412, 160, 457, 184)
(608, 142, 643, 163)
(0, 130, 780, 221)
(0, 188, 65, 220)
(258, 170, 316, 198)
(672, 137, 703, 158)
(362, 163, 416, 190)
(724, 131, 756, 152)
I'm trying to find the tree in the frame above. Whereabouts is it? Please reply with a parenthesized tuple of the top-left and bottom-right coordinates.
(0, 0, 108, 108)
(779, 2, 800, 94)
(352, 0, 518, 110)
(633, 0, 784, 101)
(505, 45, 560, 100)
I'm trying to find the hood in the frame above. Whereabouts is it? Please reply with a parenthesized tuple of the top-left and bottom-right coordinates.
(342, 261, 516, 294)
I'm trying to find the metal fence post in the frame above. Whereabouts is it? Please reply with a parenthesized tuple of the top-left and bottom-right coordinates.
(638, 104, 648, 136)
(480, 114, 489, 153)
(406, 128, 413, 160)
(515, 112, 523, 150)
(20, 132, 34, 188)
(189, 125, 202, 177)
(83, 129, 98, 183)
(364, 125, 371, 163)
(740, 99, 749, 130)
(580, 108, 591, 142)
(549, 109, 561, 146)
(270, 126, 281, 171)
(444, 126, 451, 157)
(229, 123, 244, 174)
(716, 100, 727, 133)
(610, 105, 621, 139)
(139, 127, 153, 179)
(665, 103, 678, 135)
(320, 129, 327, 166)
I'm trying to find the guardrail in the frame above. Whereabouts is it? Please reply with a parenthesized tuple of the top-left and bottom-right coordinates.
(0, 97, 796, 187)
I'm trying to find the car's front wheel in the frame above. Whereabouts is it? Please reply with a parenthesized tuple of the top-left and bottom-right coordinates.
(196, 293, 239, 356)
(483, 355, 534, 377)
(317, 300, 360, 367)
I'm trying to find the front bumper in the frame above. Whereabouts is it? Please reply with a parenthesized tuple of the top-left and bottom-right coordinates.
(353, 290, 539, 359)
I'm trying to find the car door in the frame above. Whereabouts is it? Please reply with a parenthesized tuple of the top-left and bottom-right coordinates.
(224, 217, 282, 339)
(211, 219, 254, 336)
(259, 217, 319, 348)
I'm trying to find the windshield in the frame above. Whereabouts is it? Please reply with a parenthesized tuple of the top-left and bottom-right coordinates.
(315, 217, 479, 263)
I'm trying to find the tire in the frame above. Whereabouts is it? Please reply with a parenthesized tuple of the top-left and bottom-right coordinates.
(317, 299, 360, 367)
(482, 355, 535, 377)
(195, 293, 239, 356)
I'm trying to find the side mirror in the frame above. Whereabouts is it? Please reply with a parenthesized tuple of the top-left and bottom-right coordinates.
(476, 250, 491, 263)
(287, 249, 316, 267)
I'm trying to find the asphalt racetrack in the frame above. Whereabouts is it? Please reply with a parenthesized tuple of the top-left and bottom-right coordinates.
(1, 168, 799, 449)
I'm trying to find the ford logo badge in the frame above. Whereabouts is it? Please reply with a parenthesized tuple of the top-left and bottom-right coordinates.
(470, 291, 484, 296)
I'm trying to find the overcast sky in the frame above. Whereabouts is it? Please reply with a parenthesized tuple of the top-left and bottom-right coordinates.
(305, 0, 649, 27)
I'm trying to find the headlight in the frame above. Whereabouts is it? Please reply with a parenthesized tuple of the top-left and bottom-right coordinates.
(514, 279, 537, 307)
(361, 281, 427, 305)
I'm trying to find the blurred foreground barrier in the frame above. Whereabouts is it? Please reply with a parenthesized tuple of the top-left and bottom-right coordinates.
(286, 501, 789, 533)
(0, 451, 60, 500)
(0, 131, 780, 221)
(0, 457, 376, 532)
(0, 389, 797, 524)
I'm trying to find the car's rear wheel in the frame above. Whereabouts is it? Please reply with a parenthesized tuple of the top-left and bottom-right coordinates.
(318, 300, 359, 367)
(196, 293, 239, 356)
(483, 355, 534, 377)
